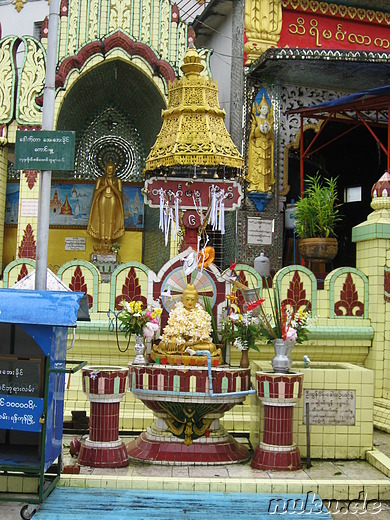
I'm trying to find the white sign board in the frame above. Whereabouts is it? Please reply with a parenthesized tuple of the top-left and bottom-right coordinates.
(65, 237, 86, 251)
(304, 389, 356, 426)
(247, 218, 273, 245)
(20, 199, 39, 217)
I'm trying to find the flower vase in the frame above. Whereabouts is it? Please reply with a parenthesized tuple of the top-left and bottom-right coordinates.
(133, 334, 147, 365)
(271, 339, 293, 373)
(240, 348, 250, 368)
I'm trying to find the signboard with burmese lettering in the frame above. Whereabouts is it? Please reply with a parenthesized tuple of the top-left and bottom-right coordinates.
(279, 2, 389, 53)
(144, 177, 242, 210)
(303, 389, 356, 426)
(247, 217, 273, 245)
(14, 130, 76, 171)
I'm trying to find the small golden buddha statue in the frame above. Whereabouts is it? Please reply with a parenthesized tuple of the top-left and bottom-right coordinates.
(87, 158, 125, 253)
(151, 284, 222, 365)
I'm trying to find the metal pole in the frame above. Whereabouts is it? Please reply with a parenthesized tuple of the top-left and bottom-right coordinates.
(305, 401, 311, 468)
(35, 0, 60, 290)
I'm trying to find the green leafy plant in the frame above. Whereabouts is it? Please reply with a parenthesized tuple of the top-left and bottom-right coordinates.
(294, 174, 341, 239)
(220, 312, 261, 352)
(202, 296, 220, 345)
(111, 242, 121, 252)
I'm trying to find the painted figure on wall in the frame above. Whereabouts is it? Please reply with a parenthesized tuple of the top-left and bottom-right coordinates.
(87, 158, 125, 252)
(247, 89, 275, 193)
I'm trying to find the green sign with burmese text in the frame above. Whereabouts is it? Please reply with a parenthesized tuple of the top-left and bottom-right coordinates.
(14, 130, 76, 171)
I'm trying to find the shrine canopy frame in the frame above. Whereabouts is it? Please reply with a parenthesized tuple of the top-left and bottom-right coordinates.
(287, 84, 390, 197)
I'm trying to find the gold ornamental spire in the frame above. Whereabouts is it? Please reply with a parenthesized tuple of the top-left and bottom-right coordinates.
(144, 44, 244, 173)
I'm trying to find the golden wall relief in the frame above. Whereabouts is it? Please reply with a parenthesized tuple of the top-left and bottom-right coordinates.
(0, 37, 16, 124)
(16, 38, 45, 125)
(244, 0, 283, 64)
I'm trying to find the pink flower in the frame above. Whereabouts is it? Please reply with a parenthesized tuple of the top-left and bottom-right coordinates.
(142, 322, 159, 338)
(285, 328, 297, 343)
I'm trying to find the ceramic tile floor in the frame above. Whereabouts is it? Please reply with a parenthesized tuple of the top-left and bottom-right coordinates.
(2, 432, 390, 520)
(61, 434, 390, 482)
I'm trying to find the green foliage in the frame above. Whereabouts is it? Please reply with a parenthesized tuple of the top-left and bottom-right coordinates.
(294, 174, 341, 239)
(202, 296, 220, 345)
(220, 313, 261, 352)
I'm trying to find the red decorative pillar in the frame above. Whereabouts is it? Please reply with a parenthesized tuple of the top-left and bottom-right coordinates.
(78, 366, 129, 468)
(251, 372, 303, 471)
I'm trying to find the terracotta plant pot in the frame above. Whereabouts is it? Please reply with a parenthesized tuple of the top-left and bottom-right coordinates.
(299, 237, 338, 263)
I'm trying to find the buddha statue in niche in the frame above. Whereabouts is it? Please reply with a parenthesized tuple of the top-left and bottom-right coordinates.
(87, 158, 125, 253)
(151, 284, 222, 365)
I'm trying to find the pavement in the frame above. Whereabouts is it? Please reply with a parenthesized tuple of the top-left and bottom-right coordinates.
(2, 429, 390, 519)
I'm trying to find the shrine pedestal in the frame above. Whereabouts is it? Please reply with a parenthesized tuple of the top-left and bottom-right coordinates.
(127, 364, 254, 465)
(251, 371, 303, 471)
(78, 366, 129, 468)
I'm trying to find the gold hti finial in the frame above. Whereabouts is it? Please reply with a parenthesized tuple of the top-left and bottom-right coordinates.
(144, 44, 244, 172)
(180, 43, 204, 77)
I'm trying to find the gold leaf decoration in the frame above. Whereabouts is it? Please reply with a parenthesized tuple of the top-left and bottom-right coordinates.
(0, 37, 16, 123)
(17, 38, 45, 125)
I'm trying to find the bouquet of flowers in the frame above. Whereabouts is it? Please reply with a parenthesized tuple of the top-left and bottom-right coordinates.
(220, 311, 261, 352)
(247, 287, 311, 345)
(119, 300, 162, 339)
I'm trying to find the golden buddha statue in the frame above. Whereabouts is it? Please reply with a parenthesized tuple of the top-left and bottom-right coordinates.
(87, 158, 125, 253)
(247, 93, 275, 193)
(151, 284, 222, 365)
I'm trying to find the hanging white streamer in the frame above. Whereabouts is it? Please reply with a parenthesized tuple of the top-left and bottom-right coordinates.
(159, 189, 165, 230)
(219, 199, 225, 234)
(174, 193, 180, 235)
(208, 185, 218, 230)
(208, 186, 228, 234)
(164, 205, 172, 246)
(193, 193, 204, 225)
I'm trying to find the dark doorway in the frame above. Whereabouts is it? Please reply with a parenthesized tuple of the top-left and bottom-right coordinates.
(287, 122, 387, 268)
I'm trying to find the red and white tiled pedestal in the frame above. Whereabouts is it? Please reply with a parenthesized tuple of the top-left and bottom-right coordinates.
(251, 371, 303, 471)
(78, 366, 129, 468)
(127, 364, 253, 465)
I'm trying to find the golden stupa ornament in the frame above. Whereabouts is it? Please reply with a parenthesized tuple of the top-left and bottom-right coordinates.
(144, 44, 244, 172)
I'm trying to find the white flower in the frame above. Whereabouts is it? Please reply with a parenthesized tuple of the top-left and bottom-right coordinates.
(234, 338, 248, 351)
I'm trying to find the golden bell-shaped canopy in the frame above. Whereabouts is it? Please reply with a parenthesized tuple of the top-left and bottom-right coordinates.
(144, 44, 244, 173)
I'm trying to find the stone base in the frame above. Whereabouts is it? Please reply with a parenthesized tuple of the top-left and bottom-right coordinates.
(126, 431, 250, 465)
(251, 442, 302, 471)
(78, 438, 128, 468)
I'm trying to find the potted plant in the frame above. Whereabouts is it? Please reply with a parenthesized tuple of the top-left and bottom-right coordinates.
(294, 174, 341, 263)
(111, 242, 121, 254)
